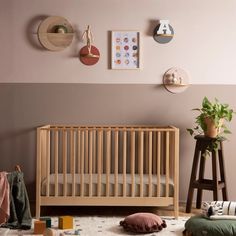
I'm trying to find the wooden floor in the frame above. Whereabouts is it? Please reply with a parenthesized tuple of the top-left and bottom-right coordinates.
(36, 203, 201, 217)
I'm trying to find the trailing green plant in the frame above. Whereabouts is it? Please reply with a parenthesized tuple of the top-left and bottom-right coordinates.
(187, 97, 235, 156)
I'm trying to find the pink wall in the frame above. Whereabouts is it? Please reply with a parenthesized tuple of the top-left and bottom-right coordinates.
(1, 0, 236, 84)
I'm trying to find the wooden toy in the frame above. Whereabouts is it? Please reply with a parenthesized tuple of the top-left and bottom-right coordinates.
(40, 217, 52, 228)
(59, 216, 73, 229)
(43, 228, 57, 236)
(34, 220, 46, 234)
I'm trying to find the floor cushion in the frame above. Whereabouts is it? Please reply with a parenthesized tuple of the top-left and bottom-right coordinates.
(184, 215, 236, 236)
(120, 212, 167, 233)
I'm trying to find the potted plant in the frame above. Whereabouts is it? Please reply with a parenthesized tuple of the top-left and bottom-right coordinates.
(187, 97, 235, 155)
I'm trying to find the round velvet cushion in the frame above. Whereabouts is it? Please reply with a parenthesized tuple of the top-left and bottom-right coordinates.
(120, 213, 167, 233)
(185, 215, 236, 236)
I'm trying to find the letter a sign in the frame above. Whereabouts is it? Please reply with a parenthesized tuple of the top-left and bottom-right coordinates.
(153, 20, 174, 44)
(157, 20, 172, 35)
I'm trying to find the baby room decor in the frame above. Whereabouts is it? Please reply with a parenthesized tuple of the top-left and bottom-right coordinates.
(184, 215, 236, 236)
(120, 213, 167, 233)
(163, 67, 189, 93)
(111, 31, 140, 69)
(37, 16, 74, 51)
(153, 20, 174, 44)
(79, 25, 100, 66)
(36, 125, 179, 219)
(187, 97, 235, 139)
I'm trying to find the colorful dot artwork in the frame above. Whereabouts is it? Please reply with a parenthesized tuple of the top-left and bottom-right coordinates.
(112, 31, 139, 69)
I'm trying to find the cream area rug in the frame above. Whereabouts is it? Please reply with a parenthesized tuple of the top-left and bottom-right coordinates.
(0, 216, 188, 236)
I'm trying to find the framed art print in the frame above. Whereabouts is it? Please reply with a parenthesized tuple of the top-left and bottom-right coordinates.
(111, 31, 140, 69)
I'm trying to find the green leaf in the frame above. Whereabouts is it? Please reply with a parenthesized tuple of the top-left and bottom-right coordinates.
(186, 128, 194, 136)
(223, 129, 231, 134)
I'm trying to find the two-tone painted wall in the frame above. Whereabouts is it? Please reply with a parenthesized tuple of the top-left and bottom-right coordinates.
(1, 0, 236, 205)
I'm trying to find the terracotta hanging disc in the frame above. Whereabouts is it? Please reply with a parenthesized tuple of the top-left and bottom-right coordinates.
(79, 46, 100, 65)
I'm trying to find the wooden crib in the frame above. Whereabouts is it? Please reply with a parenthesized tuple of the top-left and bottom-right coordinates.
(36, 125, 179, 218)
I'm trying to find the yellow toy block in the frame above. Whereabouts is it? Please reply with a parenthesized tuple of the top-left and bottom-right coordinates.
(58, 216, 73, 229)
(34, 220, 46, 234)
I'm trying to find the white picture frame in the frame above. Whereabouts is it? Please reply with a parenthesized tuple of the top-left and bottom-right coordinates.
(111, 31, 140, 70)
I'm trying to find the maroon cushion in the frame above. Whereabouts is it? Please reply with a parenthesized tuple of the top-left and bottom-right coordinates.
(120, 213, 167, 233)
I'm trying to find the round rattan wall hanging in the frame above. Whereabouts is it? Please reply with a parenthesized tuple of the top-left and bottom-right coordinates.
(37, 16, 74, 51)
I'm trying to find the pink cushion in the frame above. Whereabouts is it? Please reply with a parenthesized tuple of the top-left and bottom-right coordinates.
(120, 213, 167, 233)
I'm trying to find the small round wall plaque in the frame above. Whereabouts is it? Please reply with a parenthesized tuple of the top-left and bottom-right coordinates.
(79, 45, 100, 66)
(163, 67, 189, 94)
(153, 20, 174, 44)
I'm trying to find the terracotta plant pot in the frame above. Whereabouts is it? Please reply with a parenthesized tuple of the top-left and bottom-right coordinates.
(204, 117, 223, 138)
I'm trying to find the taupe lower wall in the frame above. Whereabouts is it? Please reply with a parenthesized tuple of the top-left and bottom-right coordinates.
(1, 84, 236, 204)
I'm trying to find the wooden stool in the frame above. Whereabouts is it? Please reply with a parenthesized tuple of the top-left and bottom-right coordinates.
(186, 135, 228, 213)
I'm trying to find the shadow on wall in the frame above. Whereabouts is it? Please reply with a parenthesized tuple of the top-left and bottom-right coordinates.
(107, 31, 112, 69)
(25, 15, 83, 59)
(146, 19, 160, 36)
(25, 15, 49, 50)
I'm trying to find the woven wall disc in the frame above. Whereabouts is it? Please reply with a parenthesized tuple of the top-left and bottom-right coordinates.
(37, 16, 74, 51)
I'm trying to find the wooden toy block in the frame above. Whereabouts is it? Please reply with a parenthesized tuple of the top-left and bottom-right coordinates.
(59, 216, 73, 229)
(34, 220, 46, 234)
(40, 217, 52, 228)
(43, 228, 57, 236)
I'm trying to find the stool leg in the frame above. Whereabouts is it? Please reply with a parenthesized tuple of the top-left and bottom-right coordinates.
(212, 151, 219, 201)
(186, 141, 201, 213)
(196, 154, 206, 209)
(218, 143, 228, 200)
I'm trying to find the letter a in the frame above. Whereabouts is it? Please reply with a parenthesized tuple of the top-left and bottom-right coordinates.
(156, 20, 172, 35)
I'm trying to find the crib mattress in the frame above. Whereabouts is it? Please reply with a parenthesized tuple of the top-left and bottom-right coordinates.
(41, 174, 174, 197)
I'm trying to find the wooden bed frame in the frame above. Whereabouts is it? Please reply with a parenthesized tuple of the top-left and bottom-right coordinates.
(36, 125, 179, 218)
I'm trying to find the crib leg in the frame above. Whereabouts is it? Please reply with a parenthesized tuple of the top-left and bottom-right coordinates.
(174, 201, 179, 219)
(36, 202, 41, 219)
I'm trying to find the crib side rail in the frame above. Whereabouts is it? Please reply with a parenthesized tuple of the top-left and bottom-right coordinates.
(37, 125, 179, 200)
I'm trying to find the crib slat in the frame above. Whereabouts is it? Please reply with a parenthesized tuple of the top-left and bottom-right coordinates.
(106, 129, 111, 196)
(138, 131, 144, 197)
(148, 131, 153, 197)
(114, 129, 119, 196)
(97, 130, 102, 196)
(131, 130, 135, 197)
(122, 130, 127, 197)
(157, 132, 161, 197)
(70, 130, 76, 196)
(145, 132, 148, 174)
(54, 130, 59, 197)
(101, 131, 104, 174)
(77, 130, 81, 174)
(85, 129, 89, 174)
(153, 132, 157, 174)
(93, 129, 96, 173)
(89, 130, 93, 197)
(80, 130, 85, 197)
(46, 130, 50, 197)
(63, 130, 67, 197)
(165, 132, 170, 197)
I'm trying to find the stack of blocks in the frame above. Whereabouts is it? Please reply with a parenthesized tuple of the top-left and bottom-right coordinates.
(34, 216, 73, 234)
(59, 216, 73, 229)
